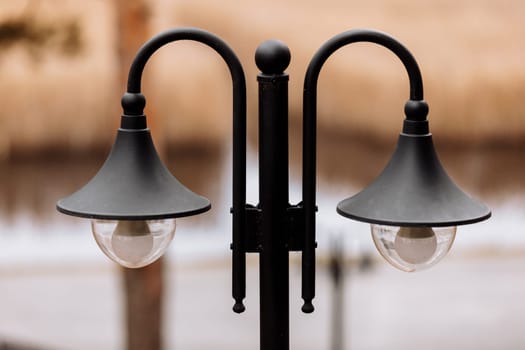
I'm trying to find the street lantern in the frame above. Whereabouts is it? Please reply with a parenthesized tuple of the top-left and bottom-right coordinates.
(57, 28, 245, 269)
(57, 27, 490, 350)
(301, 31, 491, 273)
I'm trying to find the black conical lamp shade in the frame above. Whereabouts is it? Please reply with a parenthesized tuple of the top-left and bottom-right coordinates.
(337, 132, 491, 227)
(57, 128, 211, 220)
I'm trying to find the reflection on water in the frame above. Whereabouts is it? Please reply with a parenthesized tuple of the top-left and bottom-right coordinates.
(0, 133, 524, 349)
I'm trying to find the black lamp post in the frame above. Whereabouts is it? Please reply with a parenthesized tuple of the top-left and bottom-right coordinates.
(57, 27, 491, 350)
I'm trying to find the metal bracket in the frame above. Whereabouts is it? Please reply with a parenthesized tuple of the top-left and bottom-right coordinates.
(244, 204, 263, 253)
(284, 204, 307, 252)
(232, 203, 308, 253)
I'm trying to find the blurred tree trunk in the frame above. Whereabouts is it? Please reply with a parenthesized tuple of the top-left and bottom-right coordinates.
(115, 1, 165, 350)
(122, 260, 164, 350)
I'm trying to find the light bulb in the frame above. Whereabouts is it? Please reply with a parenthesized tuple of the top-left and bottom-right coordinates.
(371, 224, 456, 272)
(111, 221, 154, 265)
(394, 227, 437, 264)
(92, 219, 176, 268)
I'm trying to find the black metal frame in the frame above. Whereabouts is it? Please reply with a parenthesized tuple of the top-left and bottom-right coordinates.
(56, 27, 491, 350)
(302, 29, 428, 314)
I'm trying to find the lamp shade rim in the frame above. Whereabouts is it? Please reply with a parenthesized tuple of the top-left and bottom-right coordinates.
(56, 201, 211, 221)
(335, 133, 492, 228)
(56, 128, 213, 221)
(336, 206, 491, 227)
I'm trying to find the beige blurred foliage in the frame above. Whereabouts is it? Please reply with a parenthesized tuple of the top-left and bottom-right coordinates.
(165, 0, 525, 145)
(0, 0, 524, 160)
(0, 0, 118, 159)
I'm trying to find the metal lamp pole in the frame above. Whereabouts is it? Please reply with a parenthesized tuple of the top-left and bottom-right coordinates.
(255, 41, 293, 349)
(57, 27, 491, 350)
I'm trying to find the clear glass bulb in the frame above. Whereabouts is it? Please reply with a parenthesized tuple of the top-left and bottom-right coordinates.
(371, 225, 456, 272)
(91, 219, 176, 268)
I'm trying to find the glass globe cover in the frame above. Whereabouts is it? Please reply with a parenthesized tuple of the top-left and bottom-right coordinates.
(371, 225, 456, 272)
(92, 219, 176, 268)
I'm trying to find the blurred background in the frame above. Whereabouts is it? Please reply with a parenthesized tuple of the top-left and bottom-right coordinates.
(0, 0, 523, 349)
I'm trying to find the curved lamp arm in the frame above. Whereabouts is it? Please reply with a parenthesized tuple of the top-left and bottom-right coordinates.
(120, 27, 248, 313)
(301, 29, 428, 312)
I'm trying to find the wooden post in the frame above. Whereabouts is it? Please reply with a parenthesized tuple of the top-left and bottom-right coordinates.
(115, 1, 165, 350)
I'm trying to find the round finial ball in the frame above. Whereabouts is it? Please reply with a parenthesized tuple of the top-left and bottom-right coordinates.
(121, 92, 146, 115)
(301, 300, 315, 314)
(233, 301, 246, 314)
(404, 99, 429, 121)
(255, 40, 291, 74)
